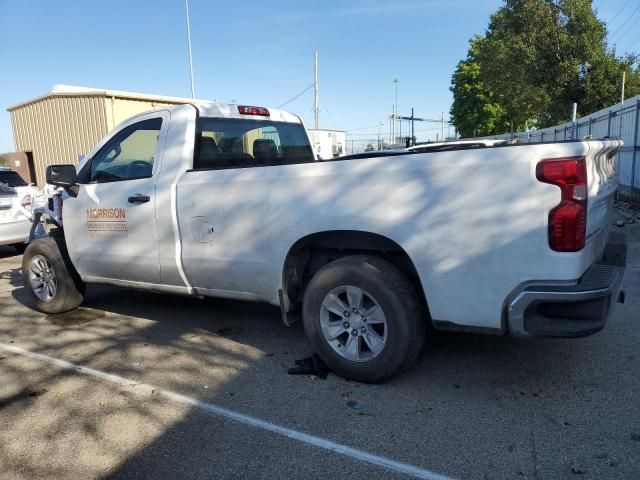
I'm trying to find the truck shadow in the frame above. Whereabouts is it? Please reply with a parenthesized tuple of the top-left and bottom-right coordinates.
(1, 223, 637, 478)
(0, 246, 22, 260)
(1, 258, 637, 479)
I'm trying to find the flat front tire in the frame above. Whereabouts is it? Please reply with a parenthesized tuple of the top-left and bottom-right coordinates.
(22, 237, 85, 314)
(302, 255, 425, 383)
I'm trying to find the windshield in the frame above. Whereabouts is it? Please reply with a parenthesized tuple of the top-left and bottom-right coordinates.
(0, 170, 27, 187)
(0, 181, 16, 195)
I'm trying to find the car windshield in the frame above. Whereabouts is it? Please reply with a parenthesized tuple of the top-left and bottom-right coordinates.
(0, 181, 16, 195)
(0, 170, 27, 187)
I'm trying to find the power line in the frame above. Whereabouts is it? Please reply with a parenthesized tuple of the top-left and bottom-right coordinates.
(277, 84, 314, 109)
(612, 8, 640, 43)
(610, 5, 640, 42)
(346, 123, 385, 132)
(626, 29, 640, 49)
(613, 11, 640, 43)
(606, 0, 632, 27)
(345, 132, 389, 136)
(346, 125, 449, 137)
(320, 102, 335, 125)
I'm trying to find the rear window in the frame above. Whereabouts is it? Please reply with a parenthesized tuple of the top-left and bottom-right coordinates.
(194, 118, 314, 170)
(0, 170, 27, 187)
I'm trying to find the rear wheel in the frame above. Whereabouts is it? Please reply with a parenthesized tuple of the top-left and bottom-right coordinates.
(302, 255, 425, 383)
(22, 237, 85, 314)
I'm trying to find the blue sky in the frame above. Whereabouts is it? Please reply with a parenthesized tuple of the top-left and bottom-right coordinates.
(0, 0, 638, 152)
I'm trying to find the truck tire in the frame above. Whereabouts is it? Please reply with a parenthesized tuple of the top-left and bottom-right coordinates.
(22, 236, 85, 314)
(302, 255, 425, 383)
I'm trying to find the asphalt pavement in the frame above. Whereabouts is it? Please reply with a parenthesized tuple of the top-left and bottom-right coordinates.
(0, 215, 639, 480)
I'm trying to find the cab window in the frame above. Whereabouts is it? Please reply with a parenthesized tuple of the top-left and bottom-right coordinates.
(88, 118, 162, 183)
(194, 118, 314, 170)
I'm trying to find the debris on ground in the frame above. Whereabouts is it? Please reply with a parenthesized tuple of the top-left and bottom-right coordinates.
(46, 308, 105, 326)
(571, 464, 586, 475)
(346, 399, 367, 410)
(287, 354, 329, 379)
(28, 388, 48, 398)
(616, 201, 640, 223)
(215, 326, 243, 336)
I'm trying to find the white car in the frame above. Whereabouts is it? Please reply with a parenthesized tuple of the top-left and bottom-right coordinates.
(0, 181, 33, 252)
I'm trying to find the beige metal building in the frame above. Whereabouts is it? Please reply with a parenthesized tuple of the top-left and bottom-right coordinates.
(7, 85, 210, 185)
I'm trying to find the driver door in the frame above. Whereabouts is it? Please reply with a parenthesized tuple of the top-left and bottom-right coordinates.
(63, 112, 168, 284)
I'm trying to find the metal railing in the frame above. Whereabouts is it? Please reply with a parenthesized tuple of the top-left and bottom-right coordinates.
(478, 95, 640, 195)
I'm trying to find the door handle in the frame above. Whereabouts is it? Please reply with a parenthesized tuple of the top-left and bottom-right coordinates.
(128, 194, 150, 204)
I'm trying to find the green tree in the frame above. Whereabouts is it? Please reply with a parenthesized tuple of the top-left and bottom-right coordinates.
(450, 0, 640, 135)
(450, 36, 511, 137)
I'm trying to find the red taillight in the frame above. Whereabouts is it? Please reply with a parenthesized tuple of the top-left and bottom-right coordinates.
(536, 156, 587, 252)
(237, 105, 270, 116)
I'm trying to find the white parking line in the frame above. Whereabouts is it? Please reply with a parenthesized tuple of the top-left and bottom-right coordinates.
(0, 341, 455, 480)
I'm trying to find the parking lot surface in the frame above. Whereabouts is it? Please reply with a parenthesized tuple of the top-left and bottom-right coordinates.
(1, 218, 639, 480)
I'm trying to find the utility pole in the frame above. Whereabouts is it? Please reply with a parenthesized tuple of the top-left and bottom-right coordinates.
(391, 105, 395, 144)
(396, 110, 451, 145)
(390, 109, 394, 144)
(184, 0, 195, 98)
(411, 108, 415, 146)
(393, 79, 399, 144)
(621, 70, 626, 106)
(441, 112, 444, 140)
(314, 49, 319, 129)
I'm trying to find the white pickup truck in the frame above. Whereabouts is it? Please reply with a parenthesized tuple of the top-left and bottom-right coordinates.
(21, 103, 627, 382)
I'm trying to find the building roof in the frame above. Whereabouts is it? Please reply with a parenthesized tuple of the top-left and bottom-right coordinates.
(7, 84, 214, 111)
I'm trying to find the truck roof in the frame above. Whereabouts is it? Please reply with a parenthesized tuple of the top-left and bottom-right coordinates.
(194, 103, 303, 124)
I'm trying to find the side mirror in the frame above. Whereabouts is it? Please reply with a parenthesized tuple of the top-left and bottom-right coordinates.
(46, 165, 79, 197)
(46, 165, 77, 186)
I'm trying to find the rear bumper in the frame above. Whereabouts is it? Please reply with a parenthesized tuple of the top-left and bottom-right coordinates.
(507, 232, 627, 337)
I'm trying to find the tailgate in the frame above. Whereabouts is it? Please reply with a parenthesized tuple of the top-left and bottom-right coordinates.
(585, 139, 623, 247)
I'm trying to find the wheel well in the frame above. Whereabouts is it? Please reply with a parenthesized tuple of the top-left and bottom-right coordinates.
(281, 230, 428, 317)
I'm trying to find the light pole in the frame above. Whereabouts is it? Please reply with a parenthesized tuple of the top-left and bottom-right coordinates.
(185, 0, 195, 98)
(393, 79, 399, 143)
(314, 50, 319, 129)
